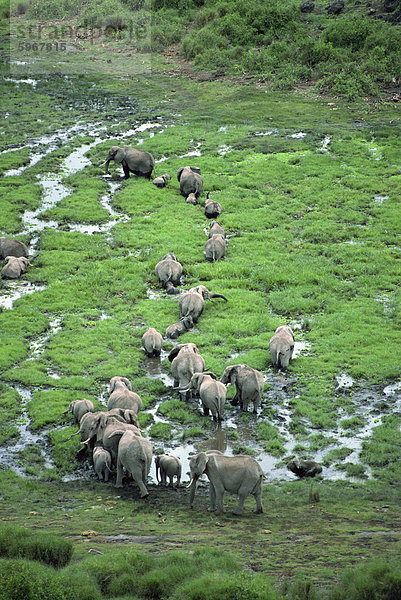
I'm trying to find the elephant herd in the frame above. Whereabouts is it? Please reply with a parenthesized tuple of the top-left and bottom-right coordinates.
(0, 237, 31, 280)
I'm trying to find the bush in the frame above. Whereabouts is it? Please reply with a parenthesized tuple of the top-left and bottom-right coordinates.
(0, 558, 66, 600)
(323, 15, 371, 50)
(328, 560, 401, 600)
(27, 0, 81, 19)
(172, 571, 281, 600)
(0, 526, 73, 569)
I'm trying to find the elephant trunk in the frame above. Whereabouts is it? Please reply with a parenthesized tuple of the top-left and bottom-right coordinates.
(58, 430, 81, 443)
(187, 476, 200, 508)
(210, 293, 228, 302)
(104, 158, 111, 174)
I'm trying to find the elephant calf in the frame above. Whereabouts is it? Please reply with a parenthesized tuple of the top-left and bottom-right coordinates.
(155, 252, 183, 295)
(205, 234, 227, 262)
(155, 454, 182, 487)
(185, 193, 198, 205)
(142, 327, 163, 357)
(182, 372, 226, 422)
(64, 398, 94, 424)
(1, 256, 29, 279)
(287, 458, 322, 478)
(165, 316, 194, 339)
(204, 196, 222, 219)
(220, 364, 264, 414)
(93, 446, 112, 482)
(177, 166, 203, 198)
(209, 221, 225, 238)
(153, 173, 171, 188)
(269, 325, 295, 370)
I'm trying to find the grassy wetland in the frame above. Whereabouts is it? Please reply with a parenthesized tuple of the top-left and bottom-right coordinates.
(1, 2, 401, 598)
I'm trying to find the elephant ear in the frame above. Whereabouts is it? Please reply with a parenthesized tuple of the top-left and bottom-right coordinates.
(190, 166, 202, 174)
(203, 371, 217, 380)
(177, 167, 185, 181)
(168, 345, 183, 362)
(114, 147, 126, 163)
(4, 255, 12, 264)
(121, 377, 132, 391)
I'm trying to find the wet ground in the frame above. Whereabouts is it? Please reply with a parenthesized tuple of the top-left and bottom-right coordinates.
(1, 75, 400, 487)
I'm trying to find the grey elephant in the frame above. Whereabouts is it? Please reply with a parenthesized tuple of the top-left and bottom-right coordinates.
(204, 196, 222, 219)
(112, 429, 153, 497)
(177, 166, 203, 197)
(168, 343, 205, 395)
(220, 364, 264, 414)
(0, 237, 29, 259)
(1, 256, 29, 279)
(155, 454, 182, 487)
(104, 145, 155, 179)
(93, 446, 112, 481)
(82, 413, 142, 466)
(107, 407, 140, 428)
(165, 316, 194, 339)
(187, 452, 264, 515)
(107, 376, 142, 415)
(152, 173, 171, 188)
(142, 327, 163, 357)
(209, 221, 225, 238)
(155, 253, 183, 295)
(205, 234, 227, 262)
(269, 325, 295, 370)
(179, 285, 228, 324)
(185, 192, 198, 205)
(182, 372, 226, 422)
(63, 398, 94, 424)
(287, 458, 322, 478)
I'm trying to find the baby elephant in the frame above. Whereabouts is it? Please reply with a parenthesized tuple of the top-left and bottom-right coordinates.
(142, 327, 163, 357)
(204, 195, 222, 219)
(155, 454, 182, 487)
(185, 193, 198, 205)
(165, 316, 194, 339)
(205, 234, 227, 262)
(209, 221, 225, 238)
(1, 256, 29, 279)
(287, 458, 322, 478)
(269, 325, 295, 370)
(93, 446, 112, 481)
(0, 237, 29, 259)
(153, 173, 171, 188)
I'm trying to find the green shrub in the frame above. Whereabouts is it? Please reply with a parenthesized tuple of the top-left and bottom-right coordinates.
(27, 0, 81, 19)
(324, 15, 372, 51)
(0, 526, 73, 568)
(0, 558, 66, 600)
(172, 571, 281, 600)
(328, 560, 401, 600)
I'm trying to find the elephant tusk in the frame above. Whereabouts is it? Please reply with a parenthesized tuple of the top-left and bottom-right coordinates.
(186, 478, 194, 489)
(81, 438, 91, 445)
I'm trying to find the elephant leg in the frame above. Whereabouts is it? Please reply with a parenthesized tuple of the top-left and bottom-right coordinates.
(122, 162, 130, 179)
(253, 489, 264, 514)
(168, 476, 173, 487)
(208, 482, 216, 512)
(233, 492, 246, 515)
(230, 392, 239, 407)
(203, 405, 210, 417)
(115, 459, 124, 488)
(214, 483, 225, 514)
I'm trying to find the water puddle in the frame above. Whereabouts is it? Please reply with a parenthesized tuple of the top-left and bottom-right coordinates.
(0, 281, 46, 310)
(319, 136, 331, 152)
(27, 317, 62, 361)
(374, 195, 389, 205)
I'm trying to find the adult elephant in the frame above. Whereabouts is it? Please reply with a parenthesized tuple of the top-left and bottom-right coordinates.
(104, 145, 155, 179)
(0, 237, 29, 259)
(1, 256, 29, 279)
(168, 343, 205, 397)
(112, 429, 153, 498)
(142, 327, 163, 357)
(181, 372, 226, 422)
(269, 325, 295, 370)
(220, 364, 264, 414)
(63, 398, 94, 424)
(82, 413, 142, 465)
(107, 376, 142, 415)
(154, 253, 183, 294)
(179, 285, 228, 324)
(177, 166, 203, 198)
(155, 454, 182, 487)
(187, 451, 264, 515)
(205, 234, 227, 262)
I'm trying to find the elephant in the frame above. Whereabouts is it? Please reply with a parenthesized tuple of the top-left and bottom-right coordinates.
(155, 453, 182, 487)
(82, 413, 142, 465)
(220, 364, 264, 414)
(63, 398, 94, 424)
(287, 458, 322, 478)
(187, 451, 264, 515)
(165, 316, 194, 339)
(177, 166, 203, 198)
(104, 145, 155, 179)
(185, 193, 198, 205)
(179, 285, 228, 324)
(204, 195, 222, 219)
(142, 327, 163, 357)
(1, 256, 29, 279)
(269, 325, 295, 370)
(107, 376, 142, 415)
(107, 407, 140, 428)
(209, 221, 225, 239)
(112, 429, 153, 497)
(181, 372, 226, 422)
(0, 237, 29, 259)
(168, 343, 205, 396)
(152, 173, 171, 188)
(93, 446, 112, 481)
(155, 253, 183, 295)
(205, 234, 227, 262)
